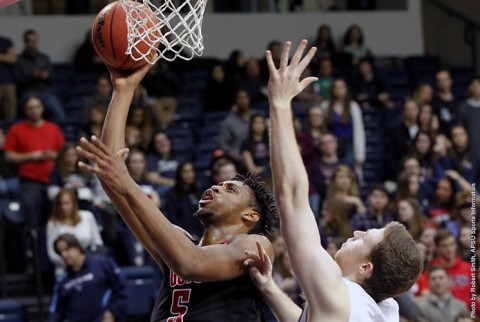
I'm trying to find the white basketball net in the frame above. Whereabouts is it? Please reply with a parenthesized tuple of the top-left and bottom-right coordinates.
(121, 0, 207, 63)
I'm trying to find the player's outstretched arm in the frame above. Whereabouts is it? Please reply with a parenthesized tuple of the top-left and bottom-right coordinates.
(84, 61, 166, 268)
(268, 40, 347, 317)
(245, 242, 302, 322)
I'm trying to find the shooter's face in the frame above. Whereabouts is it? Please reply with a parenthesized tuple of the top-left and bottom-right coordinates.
(196, 180, 253, 222)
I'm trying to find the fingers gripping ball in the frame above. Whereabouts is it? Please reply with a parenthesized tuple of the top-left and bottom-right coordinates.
(91, 0, 160, 70)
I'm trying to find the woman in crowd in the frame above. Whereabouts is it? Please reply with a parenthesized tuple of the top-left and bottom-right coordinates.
(342, 24, 372, 66)
(241, 114, 270, 176)
(321, 78, 365, 169)
(48, 143, 96, 212)
(317, 197, 353, 248)
(46, 188, 104, 275)
(146, 131, 184, 198)
(162, 161, 203, 239)
(396, 197, 425, 240)
(324, 164, 365, 219)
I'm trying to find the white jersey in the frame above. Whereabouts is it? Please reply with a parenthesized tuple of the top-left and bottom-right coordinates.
(344, 278, 399, 322)
(297, 278, 399, 322)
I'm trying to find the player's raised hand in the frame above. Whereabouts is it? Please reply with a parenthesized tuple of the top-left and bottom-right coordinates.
(106, 52, 158, 90)
(76, 136, 132, 195)
(244, 241, 275, 293)
(267, 39, 317, 108)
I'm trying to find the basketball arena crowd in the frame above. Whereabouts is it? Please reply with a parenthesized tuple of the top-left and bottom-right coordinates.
(0, 8, 479, 322)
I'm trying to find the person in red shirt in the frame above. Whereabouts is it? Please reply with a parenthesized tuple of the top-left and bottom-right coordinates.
(4, 95, 65, 229)
(417, 229, 472, 308)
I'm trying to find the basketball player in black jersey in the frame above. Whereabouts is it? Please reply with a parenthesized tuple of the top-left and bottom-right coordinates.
(76, 57, 278, 321)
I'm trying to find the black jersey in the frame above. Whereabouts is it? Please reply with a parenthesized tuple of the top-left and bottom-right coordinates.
(151, 266, 265, 322)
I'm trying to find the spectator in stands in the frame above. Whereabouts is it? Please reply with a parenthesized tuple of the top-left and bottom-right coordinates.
(46, 189, 104, 275)
(4, 95, 65, 230)
(48, 234, 126, 322)
(417, 103, 439, 136)
(298, 105, 325, 169)
(321, 78, 365, 169)
(0, 34, 17, 123)
(219, 89, 253, 163)
(311, 57, 334, 101)
(80, 104, 106, 139)
(432, 133, 452, 175)
(238, 58, 268, 107)
(72, 29, 107, 75)
(431, 68, 459, 135)
(410, 237, 431, 299)
(413, 82, 434, 107)
(350, 184, 394, 232)
(224, 49, 246, 88)
(142, 61, 180, 130)
(310, 133, 345, 213)
(411, 130, 436, 180)
(163, 161, 204, 240)
(48, 142, 95, 212)
(458, 76, 480, 158)
(318, 197, 352, 248)
(416, 266, 468, 322)
(341, 24, 372, 66)
(424, 230, 472, 310)
(395, 168, 432, 218)
(309, 24, 336, 69)
(418, 225, 436, 262)
(127, 149, 160, 208)
(394, 170, 420, 203)
(324, 164, 365, 219)
(127, 104, 154, 151)
(272, 249, 303, 307)
(146, 131, 182, 198)
(80, 74, 112, 120)
(241, 114, 270, 176)
(122, 148, 160, 266)
(297, 106, 326, 218)
(385, 98, 420, 181)
(203, 62, 235, 112)
(0, 127, 19, 198)
(351, 58, 395, 110)
(15, 29, 66, 123)
(259, 40, 281, 82)
(210, 155, 240, 185)
(448, 191, 475, 240)
(451, 125, 480, 186)
(456, 224, 470, 262)
(396, 197, 425, 240)
(427, 172, 471, 227)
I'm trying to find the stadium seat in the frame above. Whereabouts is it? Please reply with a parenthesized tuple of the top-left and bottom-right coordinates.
(121, 266, 160, 317)
(0, 300, 24, 322)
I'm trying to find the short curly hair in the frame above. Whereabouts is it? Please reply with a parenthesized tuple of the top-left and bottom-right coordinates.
(233, 172, 279, 241)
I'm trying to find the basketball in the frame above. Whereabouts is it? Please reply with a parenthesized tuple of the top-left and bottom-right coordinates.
(91, 1, 160, 70)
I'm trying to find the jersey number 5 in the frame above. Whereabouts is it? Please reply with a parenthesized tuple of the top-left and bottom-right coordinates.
(167, 289, 191, 322)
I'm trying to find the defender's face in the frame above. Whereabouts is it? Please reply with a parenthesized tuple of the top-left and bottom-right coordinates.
(335, 229, 385, 270)
(197, 180, 253, 221)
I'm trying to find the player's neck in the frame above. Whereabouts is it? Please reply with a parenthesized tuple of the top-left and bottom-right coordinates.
(200, 224, 248, 246)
